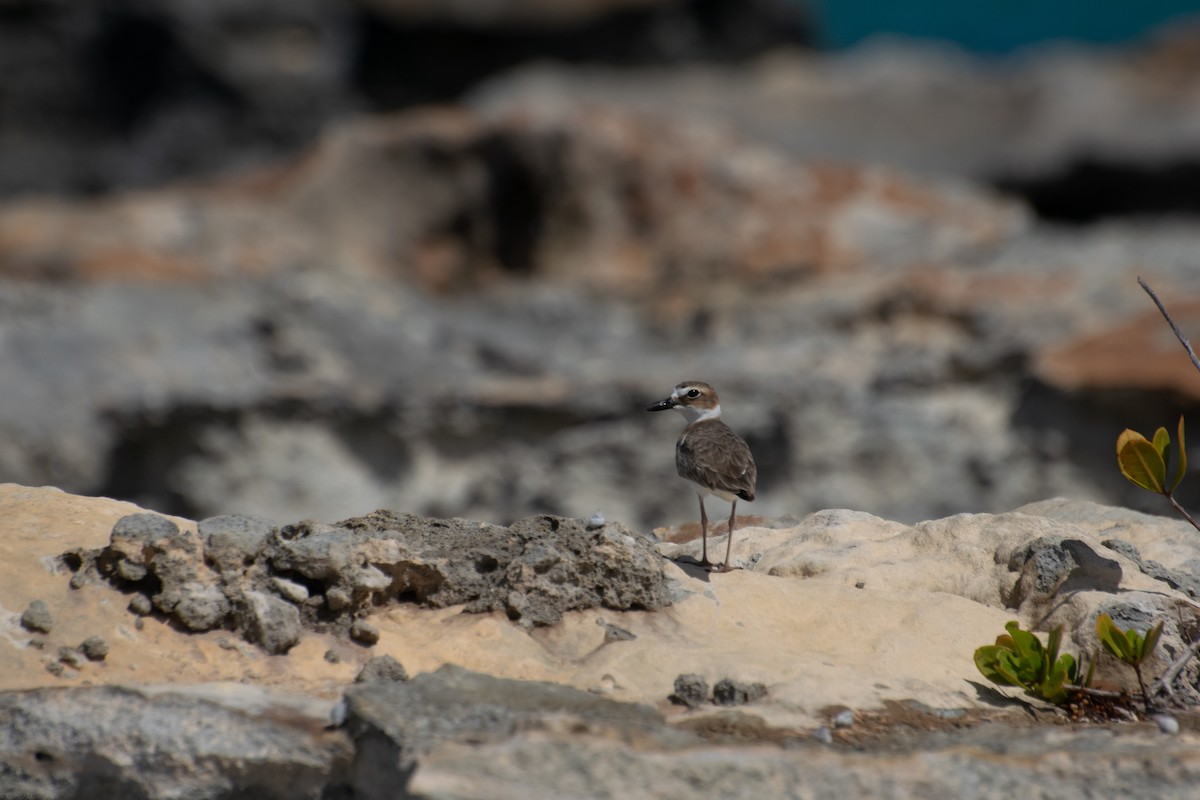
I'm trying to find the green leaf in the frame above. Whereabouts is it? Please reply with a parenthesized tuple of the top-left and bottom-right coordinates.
(1126, 628, 1143, 660)
(1153, 426, 1171, 463)
(975, 645, 1029, 689)
(1097, 613, 1133, 662)
(1117, 431, 1167, 494)
(1171, 416, 1188, 493)
(1140, 621, 1165, 665)
(1005, 621, 1043, 660)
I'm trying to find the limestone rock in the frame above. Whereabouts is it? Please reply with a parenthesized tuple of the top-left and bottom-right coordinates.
(0, 685, 351, 800)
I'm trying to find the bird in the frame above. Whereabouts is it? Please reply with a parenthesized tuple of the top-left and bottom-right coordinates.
(647, 381, 756, 572)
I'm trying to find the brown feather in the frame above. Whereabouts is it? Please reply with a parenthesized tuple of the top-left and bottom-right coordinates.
(676, 419, 757, 501)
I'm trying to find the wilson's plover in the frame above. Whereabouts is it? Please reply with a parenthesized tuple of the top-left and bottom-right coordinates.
(647, 381, 757, 572)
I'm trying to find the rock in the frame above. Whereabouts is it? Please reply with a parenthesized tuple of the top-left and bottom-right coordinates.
(405, 721, 1200, 799)
(200, 514, 276, 575)
(272, 576, 311, 604)
(127, 594, 153, 616)
(832, 708, 855, 729)
(0, 685, 352, 800)
(355, 656, 409, 684)
(57, 647, 85, 669)
(342, 664, 683, 795)
(1155, 715, 1181, 735)
(20, 599, 53, 633)
(170, 581, 232, 632)
(712, 679, 768, 707)
(669, 674, 709, 709)
(273, 511, 671, 626)
(596, 617, 637, 642)
(79, 637, 109, 662)
(240, 591, 303, 655)
(350, 619, 380, 646)
(0, 0, 808, 199)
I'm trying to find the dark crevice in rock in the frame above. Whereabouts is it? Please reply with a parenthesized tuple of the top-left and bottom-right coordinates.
(994, 158, 1200, 225)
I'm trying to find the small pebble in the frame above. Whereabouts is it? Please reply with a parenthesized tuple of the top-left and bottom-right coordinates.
(115, 559, 148, 582)
(271, 577, 309, 604)
(326, 588, 351, 611)
(324, 649, 342, 664)
(80, 636, 109, 661)
(712, 678, 768, 707)
(128, 594, 153, 616)
(596, 617, 636, 642)
(1154, 714, 1180, 735)
(350, 619, 380, 645)
(69, 571, 88, 590)
(669, 673, 709, 709)
(586, 512, 606, 530)
(45, 661, 64, 677)
(57, 647, 85, 669)
(833, 709, 855, 729)
(813, 726, 833, 744)
(134, 618, 144, 630)
(21, 600, 54, 634)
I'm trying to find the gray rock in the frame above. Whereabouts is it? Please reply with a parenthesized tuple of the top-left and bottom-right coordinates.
(342, 664, 683, 797)
(669, 674, 709, 709)
(127, 593, 153, 616)
(241, 590, 302, 655)
(712, 679, 768, 707)
(404, 721, 1200, 799)
(1102, 538, 1200, 598)
(0, 685, 352, 799)
(20, 599, 53, 633)
(168, 581, 231, 632)
(355, 656, 409, 684)
(273, 511, 670, 626)
(57, 646, 85, 669)
(200, 514, 276, 574)
(350, 619, 380, 646)
(1009, 537, 1124, 606)
(272, 576, 310, 604)
(79, 636, 109, 661)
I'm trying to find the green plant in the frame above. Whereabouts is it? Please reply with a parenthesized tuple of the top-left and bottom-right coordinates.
(1096, 613, 1164, 709)
(1116, 416, 1199, 532)
(974, 621, 1090, 704)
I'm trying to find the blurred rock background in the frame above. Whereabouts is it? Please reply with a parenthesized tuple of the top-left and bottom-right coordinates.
(4, 0, 1200, 529)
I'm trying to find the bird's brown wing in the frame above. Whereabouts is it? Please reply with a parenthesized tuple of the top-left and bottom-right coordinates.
(676, 420, 757, 501)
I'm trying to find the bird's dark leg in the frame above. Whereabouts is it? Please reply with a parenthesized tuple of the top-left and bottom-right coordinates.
(698, 494, 712, 568)
(716, 500, 738, 573)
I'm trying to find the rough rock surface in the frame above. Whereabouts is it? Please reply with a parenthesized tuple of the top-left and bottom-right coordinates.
(0, 0, 807, 199)
(72, 505, 670, 652)
(3, 94, 1200, 532)
(0, 684, 352, 800)
(5, 486, 1200, 796)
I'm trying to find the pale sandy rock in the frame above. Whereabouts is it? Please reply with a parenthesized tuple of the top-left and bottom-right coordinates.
(4, 484, 1198, 727)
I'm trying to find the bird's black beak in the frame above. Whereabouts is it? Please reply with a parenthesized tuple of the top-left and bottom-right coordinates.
(646, 397, 676, 412)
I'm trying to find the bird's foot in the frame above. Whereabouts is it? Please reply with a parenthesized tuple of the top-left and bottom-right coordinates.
(698, 558, 715, 570)
(713, 562, 737, 573)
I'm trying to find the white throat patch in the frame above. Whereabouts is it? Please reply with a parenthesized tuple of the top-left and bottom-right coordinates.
(674, 403, 721, 424)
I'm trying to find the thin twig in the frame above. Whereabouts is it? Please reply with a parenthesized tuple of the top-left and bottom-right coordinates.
(1139, 277, 1200, 376)
(1166, 492, 1200, 534)
(1062, 683, 1127, 700)
(1152, 635, 1200, 697)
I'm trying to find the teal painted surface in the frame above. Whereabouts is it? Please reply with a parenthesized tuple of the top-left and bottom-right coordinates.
(805, 0, 1200, 53)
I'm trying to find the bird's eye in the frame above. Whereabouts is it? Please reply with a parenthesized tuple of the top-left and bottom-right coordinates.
(686, 389, 700, 398)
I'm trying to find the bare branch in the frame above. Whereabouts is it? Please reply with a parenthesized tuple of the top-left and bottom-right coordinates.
(1139, 276, 1200, 377)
